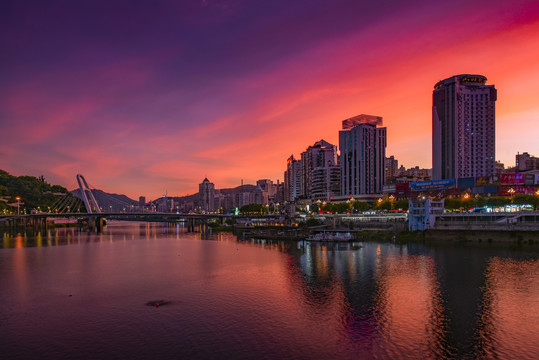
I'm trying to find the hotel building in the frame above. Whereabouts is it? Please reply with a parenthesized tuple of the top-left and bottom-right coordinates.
(432, 74, 497, 180)
(339, 114, 387, 196)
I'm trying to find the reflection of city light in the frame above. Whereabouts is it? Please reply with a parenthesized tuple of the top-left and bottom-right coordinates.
(479, 258, 539, 358)
(374, 255, 446, 357)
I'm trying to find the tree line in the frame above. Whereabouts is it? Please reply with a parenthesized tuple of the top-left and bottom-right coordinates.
(0, 169, 82, 214)
(238, 195, 537, 215)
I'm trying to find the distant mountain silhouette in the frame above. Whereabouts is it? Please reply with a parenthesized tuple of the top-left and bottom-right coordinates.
(169, 184, 256, 203)
(71, 188, 138, 212)
(71, 184, 256, 211)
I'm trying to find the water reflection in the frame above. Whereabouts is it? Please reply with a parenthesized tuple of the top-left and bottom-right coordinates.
(478, 257, 539, 359)
(1, 222, 538, 360)
(373, 254, 451, 358)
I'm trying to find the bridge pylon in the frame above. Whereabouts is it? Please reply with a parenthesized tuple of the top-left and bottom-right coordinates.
(76, 174, 101, 214)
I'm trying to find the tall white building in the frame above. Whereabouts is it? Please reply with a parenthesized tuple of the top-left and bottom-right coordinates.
(339, 114, 386, 196)
(432, 74, 497, 180)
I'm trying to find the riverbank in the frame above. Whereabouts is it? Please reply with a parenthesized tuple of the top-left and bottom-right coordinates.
(235, 227, 539, 245)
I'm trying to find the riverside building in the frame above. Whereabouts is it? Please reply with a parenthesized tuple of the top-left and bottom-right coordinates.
(284, 155, 302, 201)
(339, 114, 387, 196)
(198, 178, 215, 212)
(432, 74, 497, 180)
(300, 140, 338, 199)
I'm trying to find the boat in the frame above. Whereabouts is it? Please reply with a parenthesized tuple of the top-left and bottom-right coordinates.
(306, 232, 353, 242)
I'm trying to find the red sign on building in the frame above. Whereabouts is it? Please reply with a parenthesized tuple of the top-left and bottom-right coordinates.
(395, 182, 410, 194)
(500, 173, 525, 185)
(498, 186, 535, 196)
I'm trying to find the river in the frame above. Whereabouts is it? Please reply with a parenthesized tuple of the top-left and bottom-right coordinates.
(1, 221, 538, 359)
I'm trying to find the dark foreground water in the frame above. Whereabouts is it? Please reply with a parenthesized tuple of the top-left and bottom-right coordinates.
(1, 222, 538, 359)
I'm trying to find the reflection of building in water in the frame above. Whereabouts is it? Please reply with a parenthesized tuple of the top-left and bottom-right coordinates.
(432, 246, 492, 358)
(292, 242, 451, 357)
(373, 254, 448, 358)
(409, 198, 444, 231)
(478, 258, 539, 359)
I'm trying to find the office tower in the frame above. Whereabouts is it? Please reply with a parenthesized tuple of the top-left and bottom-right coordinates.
(300, 140, 338, 199)
(198, 178, 215, 212)
(432, 74, 497, 180)
(339, 114, 387, 195)
(284, 155, 302, 201)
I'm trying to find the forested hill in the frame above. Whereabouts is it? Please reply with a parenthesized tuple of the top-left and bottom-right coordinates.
(0, 169, 72, 213)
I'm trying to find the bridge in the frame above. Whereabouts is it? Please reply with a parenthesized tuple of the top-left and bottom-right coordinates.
(1, 174, 538, 234)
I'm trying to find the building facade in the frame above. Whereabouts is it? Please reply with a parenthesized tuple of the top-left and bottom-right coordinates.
(339, 114, 387, 196)
(284, 155, 302, 201)
(516, 152, 539, 172)
(300, 140, 337, 199)
(198, 178, 215, 212)
(432, 74, 497, 180)
(311, 165, 341, 201)
(384, 155, 399, 183)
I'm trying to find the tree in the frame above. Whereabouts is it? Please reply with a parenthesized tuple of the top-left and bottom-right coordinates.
(444, 198, 462, 210)
(321, 203, 335, 213)
(485, 197, 511, 208)
(352, 201, 370, 212)
(475, 196, 486, 207)
(374, 200, 392, 211)
(333, 202, 351, 214)
(394, 199, 409, 211)
(512, 194, 538, 209)
(461, 198, 476, 210)
(239, 203, 266, 214)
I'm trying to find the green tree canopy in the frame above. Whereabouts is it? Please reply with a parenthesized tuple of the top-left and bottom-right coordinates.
(352, 201, 370, 212)
(239, 203, 267, 214)
(394, 199, 409, 211)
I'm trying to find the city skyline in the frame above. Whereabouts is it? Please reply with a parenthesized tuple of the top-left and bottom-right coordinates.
(1, 0, 539, 199)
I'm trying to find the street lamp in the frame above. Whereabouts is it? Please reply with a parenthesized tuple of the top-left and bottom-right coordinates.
(15, 196, 21, 215)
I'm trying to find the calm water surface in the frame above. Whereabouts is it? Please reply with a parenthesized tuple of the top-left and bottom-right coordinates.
(1, 222, 538, 359)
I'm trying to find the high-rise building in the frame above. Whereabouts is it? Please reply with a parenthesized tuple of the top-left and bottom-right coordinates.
(300, 140, 337, 199)
(284, 155, 301, 201)
(339, 114, 386, 196)
(198, 178, 215, 212)
(311, 165, 341, 201)
(385, 155, 399, 183)
(432, 74, 497, 180)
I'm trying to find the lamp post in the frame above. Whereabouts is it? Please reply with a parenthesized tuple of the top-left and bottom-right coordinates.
(15, 196, 21, 215)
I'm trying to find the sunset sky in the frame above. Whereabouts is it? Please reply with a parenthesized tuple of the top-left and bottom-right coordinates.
(1, 0, 539, 199)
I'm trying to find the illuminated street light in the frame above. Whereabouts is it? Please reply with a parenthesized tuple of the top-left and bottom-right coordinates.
(15, 196, 21, 215)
